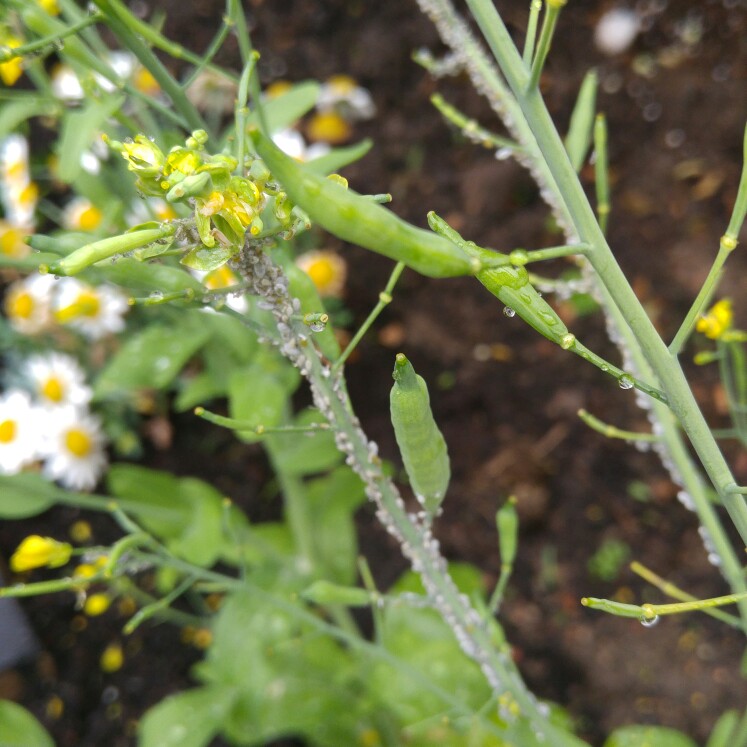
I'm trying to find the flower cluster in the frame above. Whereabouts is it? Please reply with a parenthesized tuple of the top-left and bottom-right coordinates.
(0, 352, 107, 490)
(696, 299, 747, 342)
(0, 134, 38, 258)
(4, 274, 128, 338)
(107, 129, 272, 250)
(9, 534, 72, 573)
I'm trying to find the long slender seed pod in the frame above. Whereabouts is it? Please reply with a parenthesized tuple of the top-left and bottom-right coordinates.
(390, 354, 451, 517)
(250, 130, 477, 278)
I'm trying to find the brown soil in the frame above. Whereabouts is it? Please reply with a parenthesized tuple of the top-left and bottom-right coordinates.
(2, 1, 747, 745)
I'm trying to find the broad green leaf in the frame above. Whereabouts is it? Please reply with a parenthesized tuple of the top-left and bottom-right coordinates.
(96, 258, 203, 294)
(564, 70, 597, 173)
(93, 317, 210, 400)
(268, 408, 341, 477)
(0, 700, 54, 747)
(138, 685, 236, 747)
(0, 473, 58, 519)
(249, 81, 321, 134)
(603, 725, 697, 747)
(306, 466, 366, 584)
(706, 710, 739, 747)
(198, 311, 258, 364)
(305, 138, 373, 175)
(168, 478, 225, 566)
(227, 364, 289, 443)
(0, 96, 59, 142)
(57, 94, 125, 183)
(107, 464, 189, 537)
(174, 370, 227, 412)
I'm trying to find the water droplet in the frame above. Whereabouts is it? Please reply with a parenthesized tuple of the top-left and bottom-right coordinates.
(309, 321, 325, 332)
(560, 333, 576, 350)
(503, 306, 515, 318)
(601, 364, 609, 373)
(618, 374, 635, 390)
(640, 614, 660, 628)
(495, 147, 512, 161)
(149, 290, 164, 301)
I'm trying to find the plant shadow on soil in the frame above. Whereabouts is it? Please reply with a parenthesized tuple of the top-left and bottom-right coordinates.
(2, 1, 747, 745)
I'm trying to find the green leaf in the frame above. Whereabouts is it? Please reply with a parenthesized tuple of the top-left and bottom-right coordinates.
(96, 258, 203, 295)
(93, 316, 210, 400)
(227, 361, 294, 443)
(603, 726, 698, 747)
(706, 710, 739, 747)
(180, 243, 239, 272)
(268, 408, 342, 477)
(564, 70, 598, 173)
(306, 466, 366, 584)
(168, 478, 225, 567)
(305, 139, 373, 175)
(251, 81, 321, 133)
(107, 464, 189, 538)
(138, 685, 236, 747)
(0, 700, 54, 747)
(174, 370, 227, 412)
(196, 310, 258, 365)
(0, 473, 58, 519)
(0, 96, 59, 142)
(57, 94, 125, 183)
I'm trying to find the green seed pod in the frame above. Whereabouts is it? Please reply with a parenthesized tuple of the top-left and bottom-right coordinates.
(477, 265, 569, 344)
(390, 353, 450, 517)
(496, 496, 518, 568)
(250, 130, 476, 278)
(301, 580, 372, 607)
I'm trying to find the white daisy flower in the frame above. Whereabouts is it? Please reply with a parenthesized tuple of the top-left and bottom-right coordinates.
(52, 278, 128, 340)
(3, 273, 57, 335)
(61, 196, 104, 232)
(272, 128, 330, 162)
(50, 63, 85, 102)
(0, 134, 38, 228)
(41, 406, 107, 490)
(0, 390, 40, 474)
(316, 75, 375, 120)
(24, 353, 92, 411)
(191, 265, 248, 313)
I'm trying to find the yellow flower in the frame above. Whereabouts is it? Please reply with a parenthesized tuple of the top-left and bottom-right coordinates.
(37, 0, 60, 14)
(10, 535, 72, 572)
(306, 111, 352, 144)
(100, 642, 123, 673)
(0, 35, 24, 87)
(296, 250, 347, 297)
(265, 80, 293, 98)
(84, 593, 111, 616)
(0, 221, 29, 258)
(696, 299, 733, 340)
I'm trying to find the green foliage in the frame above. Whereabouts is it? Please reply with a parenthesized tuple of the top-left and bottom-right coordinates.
(603, 725, 698, 747)
(0, 701, 54, 747)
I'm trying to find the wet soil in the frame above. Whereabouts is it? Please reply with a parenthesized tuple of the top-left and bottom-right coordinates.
(2, 0, 747, 745)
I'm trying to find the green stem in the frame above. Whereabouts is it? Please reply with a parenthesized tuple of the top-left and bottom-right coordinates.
(0, 13, 104, 61)
(577, 408, 661, 443)
(331, 261, 406, 375)
(583, 589, 747, 620)
(630, 561, 746, 631)
(89, 0, 208, 135)
(527, 1, 564, 92)
(464, 0, 747, 550)
(194, 406, 332, 434)
(123, 575, 196, 634)
(522, 0, 543, 66)
(593, 113, 610, 234)
(514, 243, 589, 264)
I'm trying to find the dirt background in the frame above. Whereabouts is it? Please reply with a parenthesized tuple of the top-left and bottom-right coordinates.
(2, 0, 747, 745)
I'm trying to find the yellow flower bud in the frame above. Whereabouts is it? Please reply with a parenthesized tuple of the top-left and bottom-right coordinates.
(100, 642, 124, 673)
(84, 593, 111, 616)
(696, 299, 733, 340)
(10, 535, 72, 572)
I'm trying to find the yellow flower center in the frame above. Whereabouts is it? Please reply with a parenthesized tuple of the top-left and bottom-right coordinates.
(41, 375, 65, 403)
(55, 290, 100, 322)
(6, 289, 34, 319)
(65, 427, 92, 457)
(0, 224, 28, 258)
(76, 203, 103, 231)
(0, 419, 17, 443)
(0, 37, 23, 87)
(204, 265, 237, 289)
(307, 258, 336, 288)
(133, 67, 160, 96)
(327, 74, 357, 95)
(306, 112, 351, 144)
